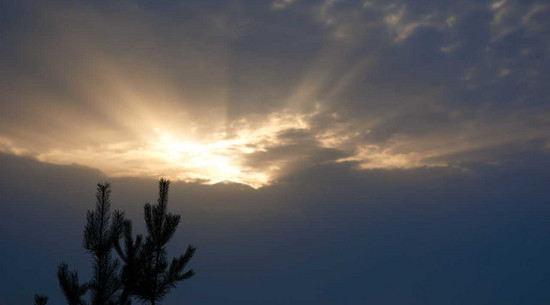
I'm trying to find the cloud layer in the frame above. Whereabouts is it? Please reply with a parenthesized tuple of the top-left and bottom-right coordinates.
(0, 0, 549, 188)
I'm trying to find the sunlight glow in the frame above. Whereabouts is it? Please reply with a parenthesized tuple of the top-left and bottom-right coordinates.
(33, 111, 311, 188)
(3, 3, 538, 189)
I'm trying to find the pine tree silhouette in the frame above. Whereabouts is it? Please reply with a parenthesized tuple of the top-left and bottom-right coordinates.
(116, 179, 196, 305)
(35, 179, 195, 305)
(58, 182, 125, 305)
(83, 183, 126, 305)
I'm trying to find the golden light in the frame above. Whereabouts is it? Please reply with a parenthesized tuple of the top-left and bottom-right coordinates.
(2, 3, 536, 189)
(26, 110, 312, 188)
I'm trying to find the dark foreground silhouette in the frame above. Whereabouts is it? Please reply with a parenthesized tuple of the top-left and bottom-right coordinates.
(35, 179, 196, 305)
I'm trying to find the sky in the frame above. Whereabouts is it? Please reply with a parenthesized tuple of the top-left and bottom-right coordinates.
(1, 0, 550, 304)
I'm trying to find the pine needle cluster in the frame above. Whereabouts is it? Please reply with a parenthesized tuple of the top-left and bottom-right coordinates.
(35, 179, 195, 305)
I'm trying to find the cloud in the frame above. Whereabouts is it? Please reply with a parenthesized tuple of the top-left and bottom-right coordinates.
(0, 0, 549, 188)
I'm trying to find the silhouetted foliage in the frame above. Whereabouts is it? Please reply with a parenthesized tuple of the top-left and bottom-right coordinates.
(115, 179, 196, 305)
(57, 182, 124, 305)
(34, 295, 48, 305)
(85, 183, 126, 305)
(114, 221, 142, 305)
(36, 179, 195, 305)
(58, 263, 89, 305)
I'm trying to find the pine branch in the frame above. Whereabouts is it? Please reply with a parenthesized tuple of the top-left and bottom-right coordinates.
(161, 245, 196, 292)
(34, 294, 48, 305)
(133, 179, 196, 304)
(57, 263, 88, 305)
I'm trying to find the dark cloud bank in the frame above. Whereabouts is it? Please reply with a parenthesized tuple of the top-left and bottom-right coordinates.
(2, 150, 550, 304)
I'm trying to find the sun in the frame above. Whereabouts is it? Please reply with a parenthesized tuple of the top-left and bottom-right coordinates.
(148, 131, 270, 187)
